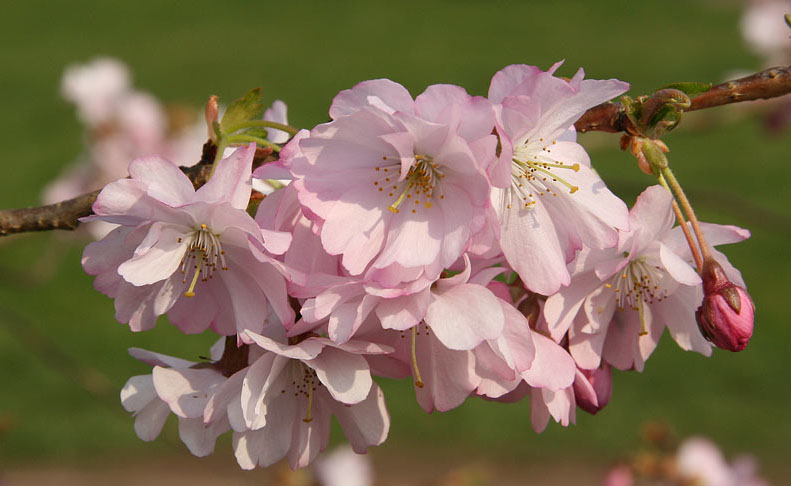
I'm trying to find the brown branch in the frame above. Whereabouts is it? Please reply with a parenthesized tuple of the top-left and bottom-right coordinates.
(0, 189, 102, 236)
(3, 66, 791, 237)
(0, 142, 275, 237)
(575, 65, 791, 134)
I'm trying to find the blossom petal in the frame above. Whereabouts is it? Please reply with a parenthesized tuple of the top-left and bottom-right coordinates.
(521, 332, 576, 390)
(330, 79, 415, 118)
(128, 155, 195, 207)
(426, 283, 504, 350)
(178, 416, 229, 457)
(327, 384, 390, 453)
(117, 224, 190, 286)
(308, 347, 372, 405)
(195, 143, 255, 209)
(498, 193, 570, 295)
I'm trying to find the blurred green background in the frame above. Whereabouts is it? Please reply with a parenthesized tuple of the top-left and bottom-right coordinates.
(0, 0, 789, 483)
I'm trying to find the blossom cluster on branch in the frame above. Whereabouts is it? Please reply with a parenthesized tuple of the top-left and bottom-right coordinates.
(37, 60, 756, 469)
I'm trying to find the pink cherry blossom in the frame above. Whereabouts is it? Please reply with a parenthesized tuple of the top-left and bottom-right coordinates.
(291, 80, 494, 278)
(233, 331, 391, 469)
(543, 185, 750, 371)
(487, 63, 630, 295)
(120, 344, 233, 457)
(82, 143, 294, 335)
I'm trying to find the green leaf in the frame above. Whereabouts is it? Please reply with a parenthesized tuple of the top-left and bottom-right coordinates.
(220, 88, 264, 134)
(659, 82, 712, 97)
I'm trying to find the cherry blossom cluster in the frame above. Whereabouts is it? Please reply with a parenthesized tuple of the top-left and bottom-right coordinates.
(80, 62, 754, 469)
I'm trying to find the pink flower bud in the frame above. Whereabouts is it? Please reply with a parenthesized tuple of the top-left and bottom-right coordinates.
(205, 94, 219, 140)
(573, 363, 612, 415)
(695, 259, 755, 352)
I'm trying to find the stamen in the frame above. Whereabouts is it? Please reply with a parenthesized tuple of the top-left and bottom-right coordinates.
(303, 373, 314, 423)
(179, 224, 226, 298)
(380, 154, 443, 214)
(411, 326, 424, 388)
(526, 162, 579, 194)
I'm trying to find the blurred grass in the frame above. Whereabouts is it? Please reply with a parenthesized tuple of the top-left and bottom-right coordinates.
(0, 0, 789, 481)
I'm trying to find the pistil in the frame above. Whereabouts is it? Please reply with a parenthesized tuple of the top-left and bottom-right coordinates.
(180, 224, 227, 298)
(411, 326, 424, 388)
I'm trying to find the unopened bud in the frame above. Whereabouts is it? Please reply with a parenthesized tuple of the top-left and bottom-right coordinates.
(573, 363, 612, 415)
(695, 259, 754, 352)
(205, 95, 219, 141)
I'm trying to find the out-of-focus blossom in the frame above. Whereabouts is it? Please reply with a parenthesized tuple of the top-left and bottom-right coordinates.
(602, 465, 634, 486)
(741, 0, 791, 67)
(313, 445, 373, 486)
(60, 57, 131, 126)
(677, 437, 768, 486)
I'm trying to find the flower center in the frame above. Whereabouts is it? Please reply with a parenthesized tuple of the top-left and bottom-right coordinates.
(373, 154, 445, 214)
(606, 258, 669, 312)
(279, 362, 322, 423)
(180, 224, 227, 298)
(507, 138, 580, 209)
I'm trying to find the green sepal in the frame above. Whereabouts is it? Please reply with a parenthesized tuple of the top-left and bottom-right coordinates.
(220, 88, 264, 135)
(659, 82, 712, 97)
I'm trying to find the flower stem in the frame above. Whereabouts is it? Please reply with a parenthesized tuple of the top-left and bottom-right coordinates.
(657, 173, 703, 271)
(225, 134, 281, 153)
(208, 139, 227, 178)
(223, 119, 299, 137)
(660, 167, 712, 262)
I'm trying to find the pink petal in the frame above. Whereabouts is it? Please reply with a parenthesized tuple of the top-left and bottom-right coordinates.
(488, 300, 536, 372)
(654, 286, 712, 356)
(204, 368, 247, 425)
(128, 155, 195, 206)
(117, 223, 190, 286)
(308, 347, 372, 405)
(376, 290, 430, 331)
(128, 348, 195, 368)
(195, 143, 255, 210)
(659, 242, 701, 286)
(121, 375, 157, 412)
(498, 194, 570, 295)
(521, 332, 576, 390)
(244, 331, 325, 360)
(543, 271, 603, 341)
(134, 400, 171, 442)
(327, 384, 390, 453)
(178, 415, 229, 457)
(414, 333, 479, 412)
(330, 79, 415, 118)
(426, 283, 504, 350)
(152, 366, 226, 418)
